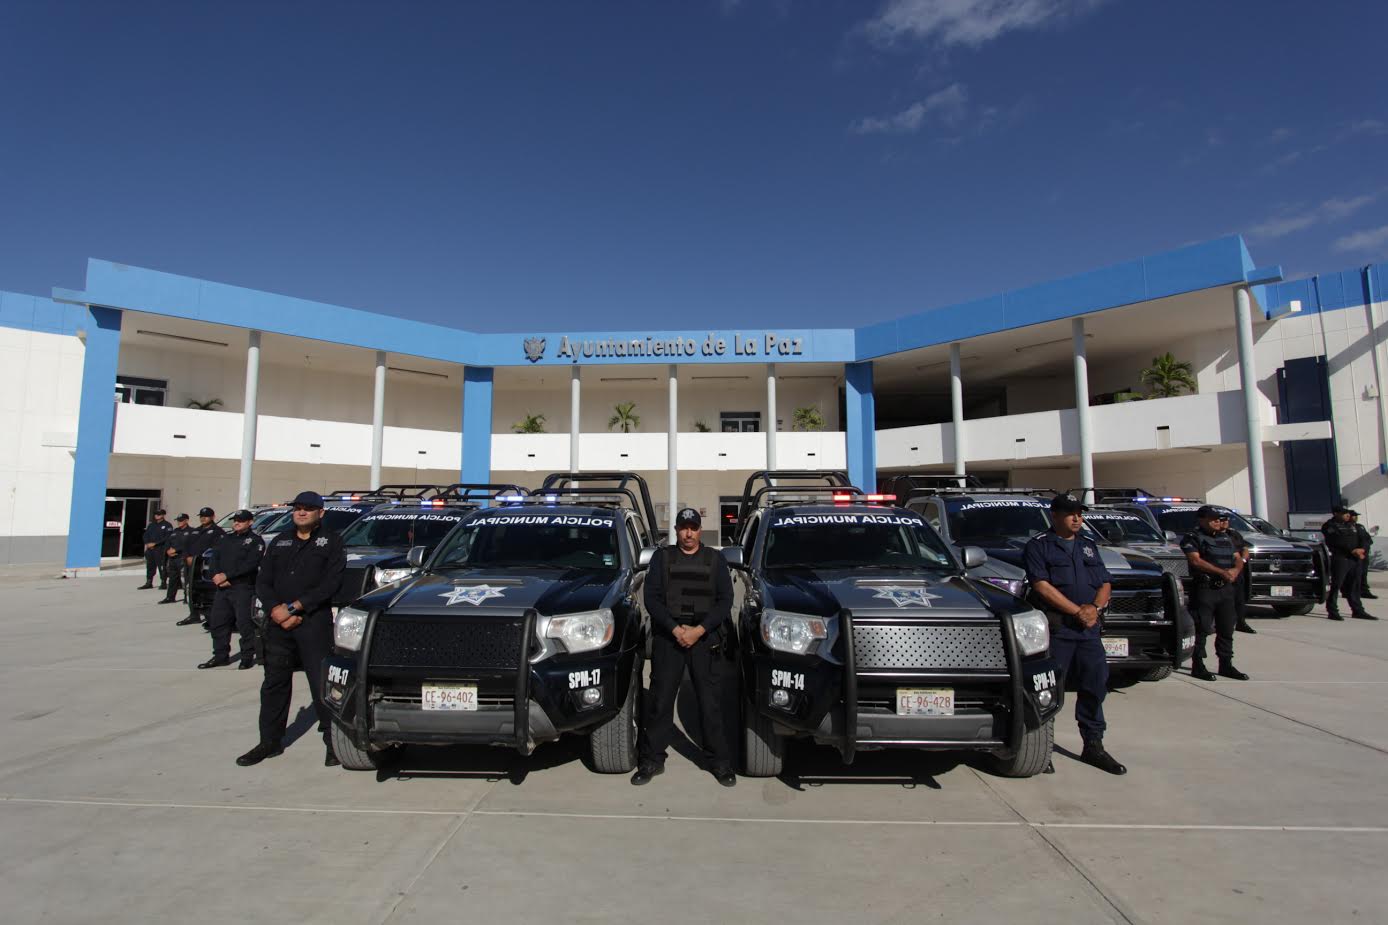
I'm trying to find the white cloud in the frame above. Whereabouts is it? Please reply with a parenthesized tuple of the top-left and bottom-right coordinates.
(1333, 224, 1388, 255)
(850, 82, 969, 134)
(1346, 118, 1387, 137)
(863, 0, 1105, 49)
(1248, 192, 1381, 241)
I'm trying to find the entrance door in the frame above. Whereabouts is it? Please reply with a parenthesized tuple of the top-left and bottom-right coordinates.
(719, 497, 740, 546)
(103, 488, 164, 559)
(103, 499, 124, 557)
(121, 498, 150, 558)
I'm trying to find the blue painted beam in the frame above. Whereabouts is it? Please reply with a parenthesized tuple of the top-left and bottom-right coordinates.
(64, 306, 123, 572)
(845, 361, 877, 493)
(461, 367, 494, 485)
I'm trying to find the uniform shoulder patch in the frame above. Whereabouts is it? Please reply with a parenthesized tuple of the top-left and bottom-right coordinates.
(314, 536, 328, 547)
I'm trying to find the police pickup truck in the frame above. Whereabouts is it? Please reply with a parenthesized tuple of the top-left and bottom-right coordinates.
(891, 477, 1187, 682)
(323, 472, 660, 773)
(729, 472, 1061, 779)
(1102, 490, 1328, 617)
(332, 484, 528, 607)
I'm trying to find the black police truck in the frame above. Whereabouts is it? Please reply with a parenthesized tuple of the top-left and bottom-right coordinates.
(728, 471, 1062, 779)
(322, 472, 660, 773)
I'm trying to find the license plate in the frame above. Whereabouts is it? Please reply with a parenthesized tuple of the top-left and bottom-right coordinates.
(897, 688, 954, 716)
(421, 682, 477, 711)
(1270, 586, 1294, 598)
(1102, 637, 1129, 658)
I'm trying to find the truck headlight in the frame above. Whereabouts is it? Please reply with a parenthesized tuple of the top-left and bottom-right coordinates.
(539, 609, 614, 655)
(334, 606, 369, 651)
(981, 577, 1026, 597)
(374, 566, 414, 587)
(1012, 610, 1050, 657)
(762, 610, 828, 656)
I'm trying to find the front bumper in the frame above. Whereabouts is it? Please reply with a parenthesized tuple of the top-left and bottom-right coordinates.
(1101, 574, 1192, 669)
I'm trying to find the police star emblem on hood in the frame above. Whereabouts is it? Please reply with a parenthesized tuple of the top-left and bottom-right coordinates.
(439, 584, 508, 606)
(870, 586, 941, 608)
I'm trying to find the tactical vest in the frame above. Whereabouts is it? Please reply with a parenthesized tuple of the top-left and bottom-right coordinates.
(1189, 530, 1237, 579)
(665, 546, 717, 625)
(1324, 520, 1360, 558)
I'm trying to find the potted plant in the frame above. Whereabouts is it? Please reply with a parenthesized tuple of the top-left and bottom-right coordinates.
(512, 413, 546, 434)
(1140, 353, 1197, 398)
(186, 398, 223, 410)
(693, 420, 711, 433)
(792, 406, 825, 432)
(608, 402, 640, 433)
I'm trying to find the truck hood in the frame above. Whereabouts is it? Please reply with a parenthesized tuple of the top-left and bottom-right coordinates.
(969, 539, 1158, 575)
(364, 567, 617, 616)
(343, 547, 409, 570)
(761, 568, 994, 619)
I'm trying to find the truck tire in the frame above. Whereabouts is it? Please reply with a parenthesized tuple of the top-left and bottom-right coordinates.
(330, 722, 385, 771)
(741, 706, 784, 777)
(588, 663, 640, 773)
(991, 717, 1054, 778)
(1272, 603, 1313, 617)
(1140, 665, 1173, 682)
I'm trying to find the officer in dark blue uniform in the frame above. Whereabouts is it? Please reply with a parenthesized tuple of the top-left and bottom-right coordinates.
(1023, 494, 1126, 775)
(1181, 506, 1249, 680)
(159, 514, 192, 607)
(199, 510, 265, 670)
(1322, 506, 1372, 621)
(137, 509, 173, 590)
(238, 491, 346, 769)
(177, 507, 224, 627)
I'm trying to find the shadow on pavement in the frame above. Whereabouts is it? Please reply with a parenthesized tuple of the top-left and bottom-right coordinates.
(373, 738, 585, 785)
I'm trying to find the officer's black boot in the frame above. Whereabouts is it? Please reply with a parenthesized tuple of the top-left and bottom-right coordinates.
(1189, 659, 1216, 681)
(1218, 661, 1249, 681)
(1361, 589, 1377, 599)
(712, 766, 737, 788)
(1352, 611, 1378, 620)
(198, 656, 230, 669)
(137, 583, 153, 590)
(235, 742, 284, 766)
(1328, 612, 1345, 621)
(325, 744, 341, 768)
(1080, 740, 1127, 775)
(176, 614, 200, 626)
(1235, 620, 1257, 634)
(630, 763, 665, 786)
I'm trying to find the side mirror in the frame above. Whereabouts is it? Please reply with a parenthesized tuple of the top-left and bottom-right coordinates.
(636, 546, 657, 570)
(1165, 531, 1181, 544)
(407, 545, 428, 568)
(721, 547, 745, 569)
(961, 546, 988, 569)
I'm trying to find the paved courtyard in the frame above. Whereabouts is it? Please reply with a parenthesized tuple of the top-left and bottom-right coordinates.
(1, 568, 1386, 924)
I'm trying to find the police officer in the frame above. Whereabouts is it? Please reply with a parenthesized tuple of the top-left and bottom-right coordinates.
(1181, 506, 1250, 680)
(138, 509, 173, 590)
(199, 510, 265, 670)
(1023, 494, 1126, 776)
(159, 514, 193, 607)
(633, 507, 737, 787)
(177, 507, 225, 627)
(1352, 512, 1377, 600)
(1322, 506, 1373, 621)
(238, 491, 346, 768)
(1226, 523, 1256, 635)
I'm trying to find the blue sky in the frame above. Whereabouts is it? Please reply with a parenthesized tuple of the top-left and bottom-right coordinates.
(1, 1, 1384, 332)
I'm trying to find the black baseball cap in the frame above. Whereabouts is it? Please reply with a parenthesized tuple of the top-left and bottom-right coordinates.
(1196, 505, 1229, 519)
(291, 490, 325, 509)
(674, 507, 702, 528)
(232, 509, 254, 522)
(1333, 504, 1351, 514)
(198, 506, 214, 517)
(175, 513, 189, 522)
(1050, 494, 1086, 514)
(153, 508, 166, 516)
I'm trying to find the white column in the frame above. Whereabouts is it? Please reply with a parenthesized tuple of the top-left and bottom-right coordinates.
(236, 331, 261, 510)
(370, 351, 386, 490)
(766, 363, 778, 470)
(1234, 286, 1269, 518)
(667, 364, 679, 544)
(1072, 318, 1094, 494)
(570, 366, 581, 473)
(949, 343, 966, 477)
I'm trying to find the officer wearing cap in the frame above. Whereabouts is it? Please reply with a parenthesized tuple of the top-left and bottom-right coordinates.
(1322, 506, 1372, 621)
(1181, 506, 1249, 679)
(238, 490, 346, 768)
(159, 514, 192, 606)
(138, 509, 173, 590)
(633, 506, 737, 787)
(177, 507, 225, 627)
(199, 510, 265, 670)
(1023, 494, 1125, 775)
(1352, 511, 1377, 601)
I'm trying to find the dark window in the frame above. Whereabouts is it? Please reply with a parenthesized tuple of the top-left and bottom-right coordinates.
(115, 375, 168, 406)
(720, 411, 760, 433)
(1278, 357, 1339, 513)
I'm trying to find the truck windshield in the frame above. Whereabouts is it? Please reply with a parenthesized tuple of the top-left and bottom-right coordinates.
(946, 501, 1050, 545)
(432, 514, 620, 570)
(1083, 511, 1166, 544)
(764, 514, 955, 570)
(340, 512, 464, 548)
(1156, 509, 1256, 535)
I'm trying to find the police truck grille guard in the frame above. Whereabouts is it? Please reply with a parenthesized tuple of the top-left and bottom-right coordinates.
(850, 622, 1007, 671)
(368, 614, 527, 670)
(1150, 554, 1190, 579)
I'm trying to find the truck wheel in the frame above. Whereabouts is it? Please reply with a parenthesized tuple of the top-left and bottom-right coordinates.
(991, 717, 1054, 778)
(1141, 665, 1173, 682)
(588, 664, 640, 773)
(330, 722, 385, 771)
(742, 706, 784, 777)
(1273, 604, 1313, 617)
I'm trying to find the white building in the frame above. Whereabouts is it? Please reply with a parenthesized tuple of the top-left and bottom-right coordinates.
(0, 235, 1382, 572)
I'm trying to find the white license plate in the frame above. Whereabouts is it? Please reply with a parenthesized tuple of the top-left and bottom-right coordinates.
(1102, 637, 1129, 658)
(897, 688, 954, 716)
(1270, 586, 1294, 598)
(421, 682, 477, 711)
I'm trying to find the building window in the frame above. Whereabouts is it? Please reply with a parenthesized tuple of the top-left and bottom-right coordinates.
(115, 375, 168, 406)
(720, 411, 761, 433)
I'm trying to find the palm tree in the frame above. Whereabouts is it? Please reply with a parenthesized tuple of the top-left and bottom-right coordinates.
(792, 406, 825, 432)
(512, 412, 546, 434)
(608, 402, 640, 433)
(186, 398, 223, 410)
(1140, 352, 1197, 398)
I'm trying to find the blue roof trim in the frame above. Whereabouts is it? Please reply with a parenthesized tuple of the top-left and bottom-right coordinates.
(0, 290, 87, 335)
(852, 235, 1255, 360)
(1260, 263, 1386, 317)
